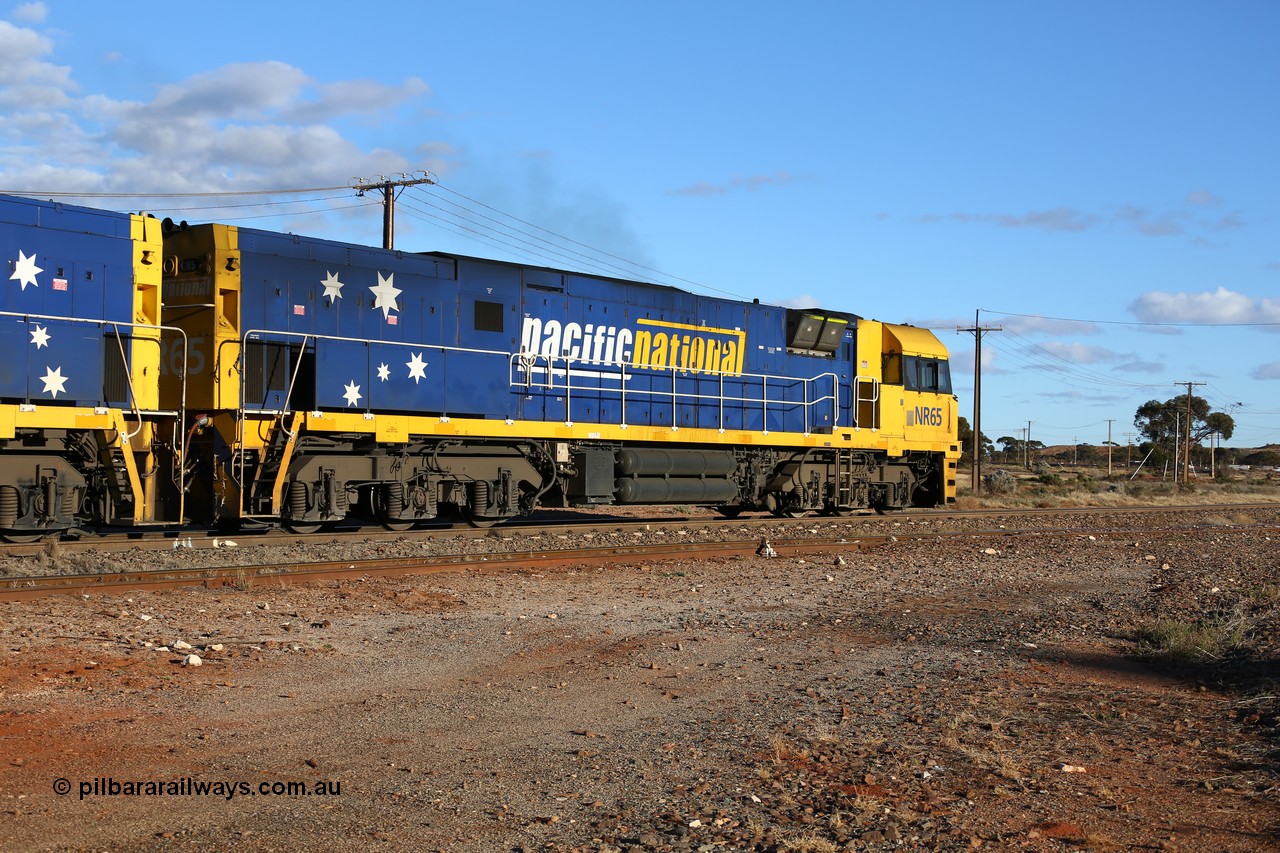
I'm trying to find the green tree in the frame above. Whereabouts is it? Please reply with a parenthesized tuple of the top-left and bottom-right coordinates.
(997, 435, 1020, 461)
(957, 417, 993, 466)
(995, 435, 1043, 466)
(1134, 395, 1235, 473)
(1134, 395, 1235, 447)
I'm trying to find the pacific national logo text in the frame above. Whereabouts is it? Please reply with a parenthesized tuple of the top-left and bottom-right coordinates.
(521, 317, 746, 376)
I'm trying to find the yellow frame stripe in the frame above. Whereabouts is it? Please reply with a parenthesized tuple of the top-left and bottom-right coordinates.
(256, 411, 960, 456)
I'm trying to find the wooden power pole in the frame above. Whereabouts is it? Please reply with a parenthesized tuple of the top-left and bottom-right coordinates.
(1173, 381, 1205, 483)
(352, 172, 436, 250)
(958, 312, 1001, 493)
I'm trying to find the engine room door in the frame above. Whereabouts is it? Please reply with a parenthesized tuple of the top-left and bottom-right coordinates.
(455, 289, 517, 418)
(838, 327, 855, 428)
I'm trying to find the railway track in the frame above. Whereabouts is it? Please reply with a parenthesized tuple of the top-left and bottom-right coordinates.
(1, 500, 1276, 559)
(3, 501, 1276, 602)
(0, 535, 878, 601)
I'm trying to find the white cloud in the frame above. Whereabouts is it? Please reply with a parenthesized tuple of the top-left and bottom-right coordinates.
(669, 171, 797, 197)
(0, 20, 75, 108)
(922, 208, 1099, 233)
(999, 315, 1099, 336)
(0, 21, 437, 195)
(1114, 355, 1164, 374)
(923, 192, 1244, 243)
(147, 62, 312, 118)
(947, 343, 1006, 376)
(780, 293, 823, 309)
(1037, 342, 1117, 364)
(12, 2, 47, 24)
(1129, 287, 1280, 326)
(1251, 362, 1280, 380)
(1116, 204, 1182, 237)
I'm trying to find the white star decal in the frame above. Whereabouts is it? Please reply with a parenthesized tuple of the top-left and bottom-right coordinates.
(377, 362, 391, 382)
(30, 324, 51, 349)
(342, 379, 362, 407)
(10, 250, 42, 291)
(368, 271, 401, 320)
(40, 366, 68, 397)
(321, 271, 345, 300)
(405, 352, 428, 384)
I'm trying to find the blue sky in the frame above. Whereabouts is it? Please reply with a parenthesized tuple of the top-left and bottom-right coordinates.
(2, 1, 1277, 448)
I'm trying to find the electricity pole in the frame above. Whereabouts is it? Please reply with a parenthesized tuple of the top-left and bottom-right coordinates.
(352, 171, 436, 250)
(1174, 381, 1205, 483)
(958, 312, 1001, 493)
(1105, 419, 1115, 475)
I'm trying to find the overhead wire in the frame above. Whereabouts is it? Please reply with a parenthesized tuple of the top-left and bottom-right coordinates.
(424, 183, 751, 300)
(0, 186, 352, 198)
(983, 308, 1280, 329)
(395, 192, 637, 279)
(975, 308, 1276, 444)
(0, 186, 363, 222)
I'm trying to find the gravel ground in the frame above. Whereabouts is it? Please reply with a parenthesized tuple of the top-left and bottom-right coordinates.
(1, 506, 1277, 852)
(2, 505, 1274, 578)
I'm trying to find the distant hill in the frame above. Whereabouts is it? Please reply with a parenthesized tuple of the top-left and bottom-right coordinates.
(1027, 443, 1280, 470)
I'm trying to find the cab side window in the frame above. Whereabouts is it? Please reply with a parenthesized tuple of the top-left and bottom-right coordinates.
(901, 356, 953, 394)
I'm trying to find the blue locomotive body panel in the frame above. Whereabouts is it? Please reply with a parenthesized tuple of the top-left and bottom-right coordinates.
(0, 195, 138, 407)
(232, 226, 847, 435)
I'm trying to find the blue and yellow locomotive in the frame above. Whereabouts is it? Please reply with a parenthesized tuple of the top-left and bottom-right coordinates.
(0, 191, 959, 540)
(0, 194, 186, 541)
(159, 218, 959, 531)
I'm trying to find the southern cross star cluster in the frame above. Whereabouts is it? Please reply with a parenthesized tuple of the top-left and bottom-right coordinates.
(300, 268, 427, 408)
(10, 248, 429, 407)
(9, 249, 70, 398)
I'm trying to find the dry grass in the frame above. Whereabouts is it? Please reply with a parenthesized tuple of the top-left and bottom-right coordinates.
(1135, 612, 1248, 663)
(778, 833, 839, 853)
(770, 734, 811, 766)
(957, 468, 1280, 509)
(939, 707, 1029, 780)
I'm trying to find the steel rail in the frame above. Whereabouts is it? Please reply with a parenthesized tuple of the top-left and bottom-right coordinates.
(0, 536, 878, 601)
(0, 500, 1275, 559)
(4, 517, 1278, 602)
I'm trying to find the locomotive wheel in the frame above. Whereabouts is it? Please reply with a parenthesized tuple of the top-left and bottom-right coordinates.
(1, 530, 45, 544)
(283, 520, 323, 534)
(771, 499, 808, 519)
(379, 517, 415, 532)
(462, 511, 500, 529)
(715, 506, 744, 518)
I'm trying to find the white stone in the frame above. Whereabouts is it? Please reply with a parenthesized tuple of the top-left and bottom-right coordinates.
(182, 654, 203, 667)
